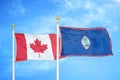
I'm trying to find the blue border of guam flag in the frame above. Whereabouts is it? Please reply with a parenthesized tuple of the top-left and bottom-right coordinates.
(60, 26, 113, 57)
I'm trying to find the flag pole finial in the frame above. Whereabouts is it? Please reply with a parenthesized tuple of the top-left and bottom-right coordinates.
(56, 16, 60, 24)
(56, 16, 60, 20)
(12, 24, 15, 27)
(12, 24, 15, 30)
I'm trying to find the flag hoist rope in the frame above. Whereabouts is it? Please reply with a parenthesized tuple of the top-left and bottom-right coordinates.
(12, 24, 15, 80)
(56, 16, 60, 80)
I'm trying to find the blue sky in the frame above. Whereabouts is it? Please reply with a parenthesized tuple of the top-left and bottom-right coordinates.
(0, 0, 120, 80)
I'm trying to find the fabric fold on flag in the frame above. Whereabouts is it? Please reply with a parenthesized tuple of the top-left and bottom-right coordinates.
(60, 26, 113, 57)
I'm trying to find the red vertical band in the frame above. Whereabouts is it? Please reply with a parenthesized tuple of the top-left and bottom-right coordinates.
(49, 34, 56, 60)
(49, 34, 62, 60)
(15, 33, 27, 61)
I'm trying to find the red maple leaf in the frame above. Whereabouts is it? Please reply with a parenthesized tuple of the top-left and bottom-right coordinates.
(30, 39, 48, 58)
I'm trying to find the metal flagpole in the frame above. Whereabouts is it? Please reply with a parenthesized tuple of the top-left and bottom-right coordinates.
(56, 16, 60, 80)
(12, 24, 15, 80)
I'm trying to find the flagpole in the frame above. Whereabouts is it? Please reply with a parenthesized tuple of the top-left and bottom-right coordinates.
(12, 24, 15, 80)
(56, 16, 60, 80)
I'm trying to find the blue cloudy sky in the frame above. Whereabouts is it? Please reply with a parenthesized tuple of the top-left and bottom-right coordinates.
(0, 0, 120, 80)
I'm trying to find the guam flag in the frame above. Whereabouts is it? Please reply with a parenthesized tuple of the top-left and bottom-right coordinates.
(60, 26, 113, 57)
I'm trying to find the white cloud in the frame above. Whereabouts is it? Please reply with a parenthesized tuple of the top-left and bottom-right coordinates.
(9, 0, 25, 15)
(84, 1, 93, 9)
(54, 0, 119, 33)
(53, 0, 98, 26)
(24, 0, 120, 35)
(64, 0, 82, 10)
(115, 0, 120, 2)
(55, 0, 82, 10)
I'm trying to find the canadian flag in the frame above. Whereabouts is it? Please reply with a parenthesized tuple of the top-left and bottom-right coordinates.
(15, 33, 57, 61)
